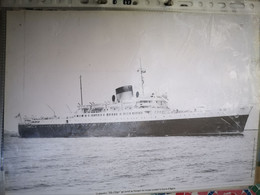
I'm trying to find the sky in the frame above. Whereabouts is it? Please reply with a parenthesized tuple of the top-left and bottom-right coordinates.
(4, 10, 259, 132)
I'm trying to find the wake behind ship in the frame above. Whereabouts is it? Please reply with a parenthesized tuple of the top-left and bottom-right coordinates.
(18, 66, 251, 138)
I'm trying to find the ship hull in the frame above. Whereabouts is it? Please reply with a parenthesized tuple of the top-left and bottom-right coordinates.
(19, 114, 249, 138)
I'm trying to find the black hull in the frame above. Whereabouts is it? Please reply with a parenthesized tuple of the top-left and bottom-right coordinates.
(18, 115, 249, 138)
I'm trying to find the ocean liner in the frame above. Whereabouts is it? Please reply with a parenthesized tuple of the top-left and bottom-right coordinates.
(18, 65, 251, 138)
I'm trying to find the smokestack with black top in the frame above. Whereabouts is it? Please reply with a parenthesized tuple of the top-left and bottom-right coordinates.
(115, 85, 133, 102)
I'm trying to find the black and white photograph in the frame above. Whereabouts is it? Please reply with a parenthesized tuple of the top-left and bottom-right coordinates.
(4, 10, 260, 194)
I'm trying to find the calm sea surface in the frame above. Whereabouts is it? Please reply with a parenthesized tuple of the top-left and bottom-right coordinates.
(4, 130, 258, 195)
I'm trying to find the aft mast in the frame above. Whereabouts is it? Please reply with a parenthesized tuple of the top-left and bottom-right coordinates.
(80, 75, 83, 106)
(137, 59, 146, 96)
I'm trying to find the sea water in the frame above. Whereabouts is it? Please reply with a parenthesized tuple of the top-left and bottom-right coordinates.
(4, 130, 258, 195)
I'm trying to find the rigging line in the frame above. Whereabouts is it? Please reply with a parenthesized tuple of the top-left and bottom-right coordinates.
(66, 104, 72, 113)
(47, 104, 56, 117)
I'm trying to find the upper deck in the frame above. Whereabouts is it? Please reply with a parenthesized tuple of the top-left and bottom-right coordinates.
(78, 93, 170, 115)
